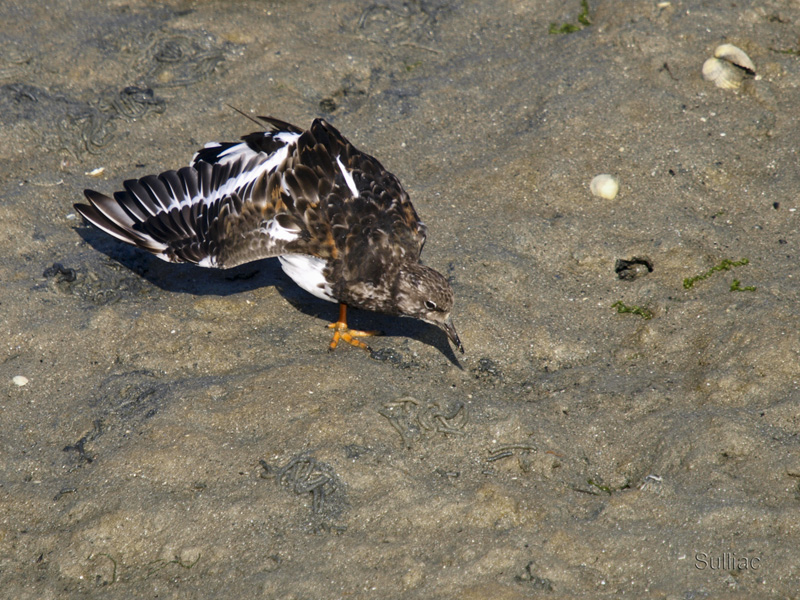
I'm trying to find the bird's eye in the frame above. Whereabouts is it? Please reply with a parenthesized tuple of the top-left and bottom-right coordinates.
(424, 300, 437, 310)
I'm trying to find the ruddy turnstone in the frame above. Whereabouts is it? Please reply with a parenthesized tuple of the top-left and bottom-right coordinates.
(74, 116, 463, 353)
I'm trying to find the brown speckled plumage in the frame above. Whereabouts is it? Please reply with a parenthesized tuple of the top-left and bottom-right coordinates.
(74, 117, 462, 352)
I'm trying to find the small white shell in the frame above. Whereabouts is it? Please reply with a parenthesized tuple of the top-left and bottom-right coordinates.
(714, 44, 755, 73)
(12, 375, 29, 387)
(590, 174, 619, 200)
(702, 58, 742, 89)
(702, 44, 755, 90)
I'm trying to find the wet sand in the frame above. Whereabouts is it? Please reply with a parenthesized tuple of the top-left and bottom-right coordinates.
(1, 0, 799, 597)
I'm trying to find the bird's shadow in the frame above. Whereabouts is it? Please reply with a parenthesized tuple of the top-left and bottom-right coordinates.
(74, 226, 463, 366)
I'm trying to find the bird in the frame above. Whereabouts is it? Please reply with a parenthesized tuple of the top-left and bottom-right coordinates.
(74, 115, 463, 354)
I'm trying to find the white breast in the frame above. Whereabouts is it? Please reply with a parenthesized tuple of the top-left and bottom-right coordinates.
(278, 254, 336, 302)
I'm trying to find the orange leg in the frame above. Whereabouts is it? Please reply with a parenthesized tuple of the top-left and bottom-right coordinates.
(327, 303, 379, 351)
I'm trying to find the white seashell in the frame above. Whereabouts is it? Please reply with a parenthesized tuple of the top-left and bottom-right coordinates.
(702, 58, 742, 89)
(714, 44, 755, 73)
(590, 174, 619, 200)
(703, 44, 755, 90)
(12, 375, 29, 387)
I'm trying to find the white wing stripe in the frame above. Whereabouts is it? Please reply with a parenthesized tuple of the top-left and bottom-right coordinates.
(179, 133, 301, 211)
(336, 155, 359, 197)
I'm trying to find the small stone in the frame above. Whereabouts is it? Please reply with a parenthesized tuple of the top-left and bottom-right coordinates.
(12, 375, 29, 387)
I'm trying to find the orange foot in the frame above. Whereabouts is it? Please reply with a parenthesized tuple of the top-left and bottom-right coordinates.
(327, 303, 380, 351)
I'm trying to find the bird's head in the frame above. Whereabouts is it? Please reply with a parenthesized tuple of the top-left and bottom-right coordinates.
(394, 263, 463, 353)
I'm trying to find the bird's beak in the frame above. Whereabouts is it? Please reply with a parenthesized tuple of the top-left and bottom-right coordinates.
(441, 317, 464, 353)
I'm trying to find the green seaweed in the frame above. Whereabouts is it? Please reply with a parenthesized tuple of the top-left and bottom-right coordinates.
(549, 22, 582, 34)
(771, 47, 800, 56)
(587, 479, 613, 494)
(577, 0, 592, 25)
(611, 301, 653, 320)
(730, 279, 756, 292)
(549, 0, 591, 34)
(683, 258, 749, 290)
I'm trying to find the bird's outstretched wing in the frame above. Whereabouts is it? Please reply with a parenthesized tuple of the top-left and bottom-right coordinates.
(75, 119, 314, 269)
(74, 117, 426, 276)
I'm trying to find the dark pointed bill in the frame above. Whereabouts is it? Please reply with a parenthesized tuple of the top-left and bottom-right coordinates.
(441, 317, 464, 353)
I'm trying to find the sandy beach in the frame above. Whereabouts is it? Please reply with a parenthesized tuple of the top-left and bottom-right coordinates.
(1, 0, 799, 597)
